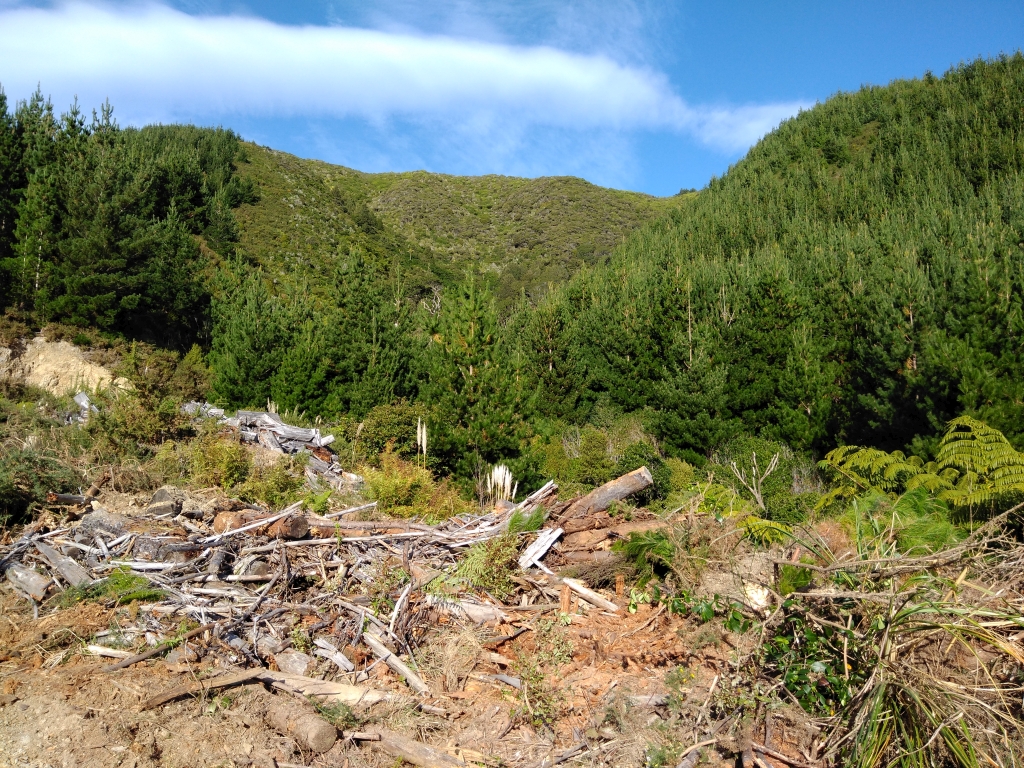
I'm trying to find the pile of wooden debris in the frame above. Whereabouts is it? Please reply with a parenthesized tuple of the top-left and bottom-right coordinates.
(1, 461, 677, 767)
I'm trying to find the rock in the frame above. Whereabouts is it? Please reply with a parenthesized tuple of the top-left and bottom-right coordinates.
(179, 500, 204, 519)
(78, 510, 129, 538)
(257, 636, 285, 657)
(133, 536, 199, 562)
(246, 560, 271, 577)
(148, 486, 182, 517)
(0, 335, 132, 396)
(147, 500, 178, 517)
(165, 645, 198, 669)
(274, 650, 313, 676)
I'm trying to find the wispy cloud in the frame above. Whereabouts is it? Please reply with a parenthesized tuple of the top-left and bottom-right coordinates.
(0, 1, 805, 154)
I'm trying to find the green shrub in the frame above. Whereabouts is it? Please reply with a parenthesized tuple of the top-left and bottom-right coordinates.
(767, 490, 816, 524)
(573, 427, 614, 486)
(615, 440, 671, 503)
(238, 455, 307, 509)
(0, 447, 82, 526)
(508, 507, 545, 533)
(56, 567, 165, 607)
(360, 447, 471, 521)
(355, 400, 428, 465)
(613, 530, 674, 585)
(153, 431, 252, 489)
(777, 564, 813, 596)
(664, 457, 695, 492)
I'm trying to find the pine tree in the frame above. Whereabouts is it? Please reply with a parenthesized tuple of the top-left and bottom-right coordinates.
(420, 278, 525, 477)
(210, 272, 286, 407)
(516, 286, 586, 421)
(8, 89, 59, 311)
(0, 86, 23, 309)
(271, 319, 331, 416)
(324, 253, 412, 417)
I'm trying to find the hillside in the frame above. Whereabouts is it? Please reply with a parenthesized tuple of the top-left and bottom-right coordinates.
(232, 144, 682, 306)
(518, 54, 1024, 458)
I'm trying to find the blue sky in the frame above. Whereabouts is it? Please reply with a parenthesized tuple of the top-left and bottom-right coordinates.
(0, 1, 1022, 195)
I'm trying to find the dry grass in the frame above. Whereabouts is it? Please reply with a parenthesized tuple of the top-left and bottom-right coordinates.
(416, 625, 486, 693)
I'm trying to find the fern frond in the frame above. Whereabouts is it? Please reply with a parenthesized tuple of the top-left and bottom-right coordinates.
(741, 516, 792, 546)
(905, 472, 953, 493)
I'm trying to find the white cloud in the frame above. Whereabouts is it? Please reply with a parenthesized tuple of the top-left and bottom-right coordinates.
(0, 1, 805, 153)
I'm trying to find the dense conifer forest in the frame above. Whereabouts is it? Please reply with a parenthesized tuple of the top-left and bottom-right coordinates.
(3, 54, 1024, 502)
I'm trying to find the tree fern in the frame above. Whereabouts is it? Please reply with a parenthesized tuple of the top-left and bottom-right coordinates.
(934, 416, 1024, 514)
(821, 416, 1024, 518)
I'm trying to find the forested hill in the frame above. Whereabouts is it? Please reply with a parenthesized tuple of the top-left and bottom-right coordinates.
(233, 145, 681, 307)
(517, 54, 1024, 460)
(3, 55, 1024, 490)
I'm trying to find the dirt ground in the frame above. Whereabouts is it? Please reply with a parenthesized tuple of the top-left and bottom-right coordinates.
(0, 581, 773, 768)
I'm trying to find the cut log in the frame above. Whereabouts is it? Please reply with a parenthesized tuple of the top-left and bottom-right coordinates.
(203, 502, 303, 543)
(5, 563, 50, 600)
(267, 514, 309, 540)
(84, 645, 133, 659)
(560, 551, 617, 564)
(561, 519, 666, 552)
(562, 512, 614, 535)
(562, 467, 652, 519)
(35, 541, 92, 587)
(84, 471, 110, 499)
(212, 510, 250, 533)
(362, 631, 431, 695)
(258, 430, 283, 452)
(373, 729, 466, 768)
(562, 578, 618, 613)
(265, 700, 337, 753)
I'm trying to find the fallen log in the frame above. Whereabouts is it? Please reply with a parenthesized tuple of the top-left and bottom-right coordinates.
(267, 514, 310, 539)
(314, 638, 355, 672)
(561, 467, 653, 519)
(750, 742, 819, 768)
(104, 621, 222, 671)
(202, 502, 303, 543)
(213, 509, 309, 539)
(46, 492, 89, 506)
(142, 668, 390, 710)
(85, 645, 133, 659)
(35, 541, 92, 587)
(373, 729, 466, 768)
(266, 700, 337, 753)
(258, 670, 391, 707)
(141, 668, 263, 709)
(85, 471, 110, 499)
(363, 631, 431, 695)
(561, 519, 666, 552)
